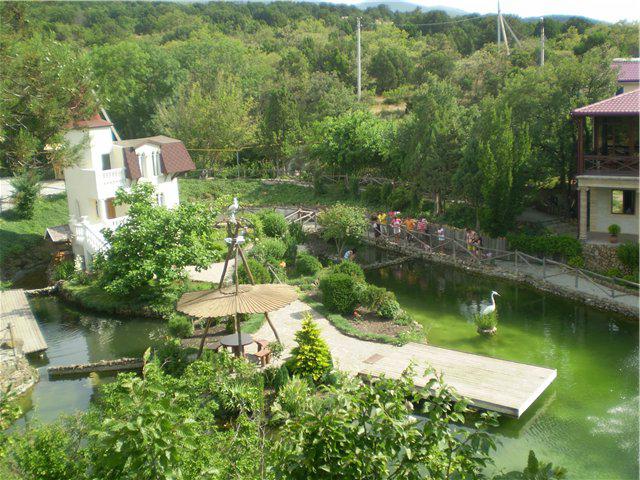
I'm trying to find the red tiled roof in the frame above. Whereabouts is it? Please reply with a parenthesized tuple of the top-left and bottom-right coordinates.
(571, 90, 640, 117)
(66, 113, 112, 129)
(160, 142, 196, 174)
(612, 60, 640, 83)
(123, 147, 142, 180)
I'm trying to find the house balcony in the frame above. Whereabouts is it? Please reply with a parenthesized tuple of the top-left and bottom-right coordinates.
(582, 154, 639, 177)
(75, 168, 127, 199)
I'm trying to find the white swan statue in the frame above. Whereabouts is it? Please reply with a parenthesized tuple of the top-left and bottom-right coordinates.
(481, 291, 500, 316)
(228, 197, 239, 223)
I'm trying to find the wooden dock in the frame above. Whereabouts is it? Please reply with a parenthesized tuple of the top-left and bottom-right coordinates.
(359, 343, 557, 418)
(0, 289, 47, 354)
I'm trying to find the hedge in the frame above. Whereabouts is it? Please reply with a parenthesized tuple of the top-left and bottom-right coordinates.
(318, 272, 360, 315)
(506, 234, 582, 260)
(330, 260, 365, 282)
(296, 254, 323, 276)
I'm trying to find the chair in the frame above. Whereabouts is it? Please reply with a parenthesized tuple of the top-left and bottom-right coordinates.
(255, 348, 272, 367)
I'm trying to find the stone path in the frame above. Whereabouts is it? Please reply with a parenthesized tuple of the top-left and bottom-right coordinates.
(255, 300, 556, 417)
(186, 259, 235, 283)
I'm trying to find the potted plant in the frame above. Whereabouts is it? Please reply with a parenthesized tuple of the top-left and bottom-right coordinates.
(608, 224, 621, 244)
(474, 312, 498, 336)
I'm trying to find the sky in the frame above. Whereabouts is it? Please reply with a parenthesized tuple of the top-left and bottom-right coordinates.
(351, 0, 640, 23)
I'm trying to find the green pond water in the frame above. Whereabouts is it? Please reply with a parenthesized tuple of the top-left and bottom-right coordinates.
(16, 297, 165, 425)
(364, 256, 639, 480)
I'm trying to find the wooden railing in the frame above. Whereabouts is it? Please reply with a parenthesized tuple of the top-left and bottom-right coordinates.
(584, 155, 639, 175)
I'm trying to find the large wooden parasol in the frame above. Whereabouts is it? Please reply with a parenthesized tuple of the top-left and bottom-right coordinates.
(177, 204, 297, 357)
(177, 284, 297, 318)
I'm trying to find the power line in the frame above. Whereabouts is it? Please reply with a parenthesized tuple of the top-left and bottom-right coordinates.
(365, 15, 485, 29)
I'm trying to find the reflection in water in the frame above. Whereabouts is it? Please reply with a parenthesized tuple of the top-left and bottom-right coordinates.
(16, 297, 165, 425)
(366, 259, 639, 479)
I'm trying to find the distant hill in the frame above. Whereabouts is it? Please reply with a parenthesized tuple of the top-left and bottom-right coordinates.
(355, 2, 467, 15)
(522, 14, 603, 24)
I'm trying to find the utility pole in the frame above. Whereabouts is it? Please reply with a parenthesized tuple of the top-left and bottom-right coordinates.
(497, 1, 501, 46)
(540, 17, 545, 66)
(500, 13, 510, 55)
(356, 17, 362, 101)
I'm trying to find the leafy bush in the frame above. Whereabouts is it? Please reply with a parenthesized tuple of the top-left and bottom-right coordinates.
(10, 173, 40, 219)
(11, 422, 86, 480)
(236, 257, 271, 284)
(507, 234, 582, 260)
(313, 172, 327, 195)
(258, 210, 288, 238)
(617, 242, 639, 271)
(363, 184, 381, 205)
(51, 260, 75, 281)
(394, 311, 414, 326)
(331, 260, 365, 281)
(348, 177, 360, 197)
(296, 253, 322, 276)
(319, 273, 360, 315)
(473, 312, 498, 331)
(318, 203, 369, 255)
(288, 221, 305, 244)
(567, 256, 585, 268)
(388, 186, 413, 212)
(376, 292, 402, 320)
(608, 224, 621, 235)
(153, 338, 191, 376)
(284, 236, 298, 263)
(271, 376, 312, 422)
(360, 284, 388, 310)
(250, 238, 287, 265)
(167, 314, 193, 338)
(243, 212, 264, 239)
(380, 182, 393, 204)
(290, 313, 332, 382)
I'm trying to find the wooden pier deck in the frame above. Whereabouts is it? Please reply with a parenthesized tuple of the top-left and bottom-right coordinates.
(256, 300, 557, 418)
(0, 289, 47, 354)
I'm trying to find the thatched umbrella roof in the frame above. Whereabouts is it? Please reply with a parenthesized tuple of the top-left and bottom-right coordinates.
(177, 284, 298, 318)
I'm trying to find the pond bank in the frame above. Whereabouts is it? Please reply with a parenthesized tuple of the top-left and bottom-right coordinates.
(362, 237, 638, 318)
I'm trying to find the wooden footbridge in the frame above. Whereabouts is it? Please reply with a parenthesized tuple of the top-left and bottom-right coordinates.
(0, 289, 47, 355)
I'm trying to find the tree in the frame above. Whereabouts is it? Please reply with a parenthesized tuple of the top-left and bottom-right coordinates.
(369, 45, 412, 94)
(272, 367, 498, 479)
(317, 203, 369, 256)
(309, 110, 393, 179)
(396, 76, 468, 214)
(93, 183, 222, 300)
(471, 101, 530, 236)
(10, 171, 41, 219)
(289, 313, 332, 382)
(89, 41, 184, 139)
(153, 75, 255, 169)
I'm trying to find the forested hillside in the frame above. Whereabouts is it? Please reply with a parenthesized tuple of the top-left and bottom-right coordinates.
(1, 1, 637, 233)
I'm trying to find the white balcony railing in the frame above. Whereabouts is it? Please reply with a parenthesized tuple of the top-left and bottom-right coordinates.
(96, 168, 126, 199)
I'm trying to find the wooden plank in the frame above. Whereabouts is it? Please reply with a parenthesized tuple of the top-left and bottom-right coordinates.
(0, 290, 47, 354)
(359, 344, 556, 417)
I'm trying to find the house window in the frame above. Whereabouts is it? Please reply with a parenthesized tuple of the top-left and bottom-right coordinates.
(137, 154, 145, 177)
(611, 189, 636, 215)
(156, 193, 165, 207)
(101, 153, 111, 171)
(152, 151, 162, 176)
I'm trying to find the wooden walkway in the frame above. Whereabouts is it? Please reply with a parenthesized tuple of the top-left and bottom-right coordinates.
(0, 289, 47, 354)
(256, 300, 557, 418)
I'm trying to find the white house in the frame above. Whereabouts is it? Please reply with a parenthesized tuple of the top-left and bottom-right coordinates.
(62, 114, 195, 269)
(612, 59, 640, 94)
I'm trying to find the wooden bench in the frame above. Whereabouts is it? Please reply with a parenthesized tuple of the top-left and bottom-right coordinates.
(255, 348, 272, 367)
(255, 339, 270, 352)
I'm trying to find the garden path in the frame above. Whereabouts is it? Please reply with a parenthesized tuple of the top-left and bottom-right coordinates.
(186, 259, 235, 283)
(255, 300, 556, 418)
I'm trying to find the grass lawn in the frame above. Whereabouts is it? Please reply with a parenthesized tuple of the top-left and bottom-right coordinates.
(0, 193, 69, 268)
(179, 178, 376, 209)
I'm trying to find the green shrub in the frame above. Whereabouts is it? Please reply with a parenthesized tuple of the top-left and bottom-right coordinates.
(319, 272, 360, 314)
(284, 236, 298, 263)
(360, 284, 388, 310)
(313, 172, 327, 195)
(388, 186, 412, 211)
(296, 254, 322, 276)
(258, 210, 288, 238)
(617, 242, 639, 270)
(608, 224, 621, 235)
(251, 238, 287, 265)
(363, 184, 381, 205)
(567, 256, 585, 268)
(236, 257, 271, 284)
(290, 313, 332, 382)
(473, 311, 498, 331)
(288, 222, 305, 244)
(51, 260, 75, 281)
(167, 314, 193, 338)
(331, 260, 365, 282)
(380, 182, 393, 204)
(271, 376, 311, 421)
(376, 292, 402, 320)
(153, 338, 191, 376)
(348, 177, 360, 197)
(244, 212, 264, 239)
(394, 311, 414, 326)
(10, 173, 40, 219)
(507, 234, 582, 260)
(439, 202, 476, 229)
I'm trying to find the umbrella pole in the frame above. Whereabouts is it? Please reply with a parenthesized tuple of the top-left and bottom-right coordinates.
(197, 317, 212, 359)
(238, 246, 282, 344)
(218, 223, 240, 289)
(233, 248, 243, 357)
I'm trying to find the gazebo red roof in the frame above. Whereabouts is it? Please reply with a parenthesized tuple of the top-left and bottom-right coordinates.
(571, 90, 640, 117)
(612, 60, 640, 83)
(65, 113, 113, 129)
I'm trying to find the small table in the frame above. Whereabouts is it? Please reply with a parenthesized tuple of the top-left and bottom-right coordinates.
(220, 332, 254, 357)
